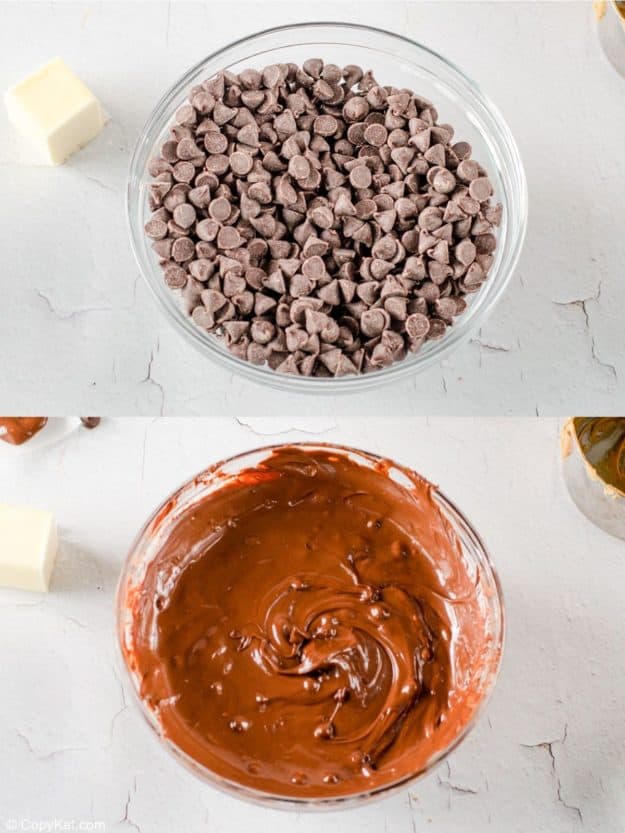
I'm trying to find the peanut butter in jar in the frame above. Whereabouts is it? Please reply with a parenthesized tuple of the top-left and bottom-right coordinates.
(562, 418, 625, 539)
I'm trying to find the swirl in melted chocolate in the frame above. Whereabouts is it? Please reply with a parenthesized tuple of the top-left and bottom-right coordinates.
(123, 446, 499, 799)
(574, 418, 625, 492)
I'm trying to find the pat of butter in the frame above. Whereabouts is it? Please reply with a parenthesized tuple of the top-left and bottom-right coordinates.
(0, 504, 58, 592)
(5, 57, 105, 165)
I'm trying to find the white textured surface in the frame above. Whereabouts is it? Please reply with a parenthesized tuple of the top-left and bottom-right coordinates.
(1, 417, 624, 832)
(1, 1, 624, 415)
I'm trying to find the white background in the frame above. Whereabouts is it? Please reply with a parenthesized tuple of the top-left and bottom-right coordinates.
(1, 1, 625, 416)
(1, 417, 624, 832)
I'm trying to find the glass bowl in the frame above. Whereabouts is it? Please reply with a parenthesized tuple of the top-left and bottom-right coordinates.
(116, 442, 505, 809)
(128, 22, 527, 394)
(127, 22, 527, 394)
(561, 418, 625, 539)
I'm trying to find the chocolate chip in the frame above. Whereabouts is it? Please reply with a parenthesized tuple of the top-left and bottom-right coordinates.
(384, 296, 407, 321)
(465, 261, 485, 287)
(290, 274, 315, 298)
(418, 207, 443, 231)
(192, 306, 215, 329)
(390, 146, 415, 173)
(152, 238, 172, 260)
(171, 237, 195, 262)
(435, 297, 459, 321)
(175, 104, 196, 126)
(360, 308, 390, 337)
(432, 169, 456, 194)
(334, 192, 357, 217)
(457, 159, 480, 182)
(202, 288, 226, 313)
(237, 123, 260, 147)
(309, 205, 334, 230)
(452, 141, 471, 160)
(173, 203, 196, 229)
(288, 155, 311, 180)
(484, 203, 503, 226)
(455, 239, 477, 266)
(274, 110, 298, 137)
(205, 154, 230, 175)
(145, 59, 500, 377)
(458, 196, 480, 217)
(363, 123, 388, 147)
(196, 219, 219, 241)
(230, 151, 254, 176)
(188, 185, 211, 208)
(217, 226, 243, 250)
(172, 161, 195, 183)
(250, 320, 275, 344)
(469, 177, 493, 202)
(191, 92, 215, 114)
(164, 264, 188, 288)
(427, 318, 447, 339)
(145, 218, 168, 240)
(475, 233, 497, 254)
(208, 197, 231, 222)
(349, 165, 372, 189)
(189, 259, 213, 281)
(213, 101, 237, 125)
(176, 137, 203, 160)
(301, 256, 326, 281)
(247, 342, 267, 364)
(314, 115, 338, 136)
(262, 64, 282, 88)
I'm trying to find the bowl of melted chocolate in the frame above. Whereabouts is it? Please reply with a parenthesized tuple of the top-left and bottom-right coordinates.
(117, 444, 504, 806)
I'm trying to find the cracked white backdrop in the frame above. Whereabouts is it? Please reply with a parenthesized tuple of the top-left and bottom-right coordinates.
(1, 1, 625, 416)
(1, 417, 624, 832)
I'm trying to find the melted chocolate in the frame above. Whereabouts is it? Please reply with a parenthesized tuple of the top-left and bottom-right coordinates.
(123, 447, 496, 799)
(574, 417, 625, 492)
(0, 418, 47, 446)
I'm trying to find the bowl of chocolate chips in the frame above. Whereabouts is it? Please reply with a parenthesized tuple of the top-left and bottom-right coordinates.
(128, 22, 527, 391)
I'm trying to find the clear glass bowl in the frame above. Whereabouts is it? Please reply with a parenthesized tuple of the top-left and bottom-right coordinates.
(116, 442, 505, 809)
(127, 23, 527, 394)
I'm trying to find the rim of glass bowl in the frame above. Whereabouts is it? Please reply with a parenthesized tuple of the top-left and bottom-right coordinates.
(127, 22, 527, 394)
(115, 441, 506, 810)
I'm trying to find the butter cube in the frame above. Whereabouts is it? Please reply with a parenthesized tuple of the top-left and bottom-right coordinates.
(0, 504, 58, 592)
(5, 57, 104, 165)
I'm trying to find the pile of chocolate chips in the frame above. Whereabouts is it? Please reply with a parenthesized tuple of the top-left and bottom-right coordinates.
(145, 60, 502, 377)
